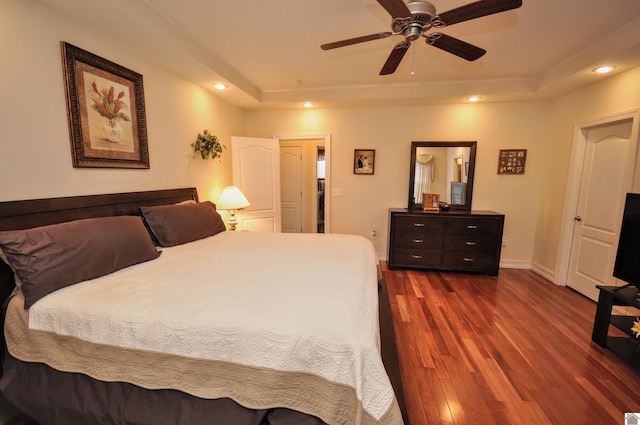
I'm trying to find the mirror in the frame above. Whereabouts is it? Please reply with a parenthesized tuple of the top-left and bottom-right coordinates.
(408, 141, 477, 211)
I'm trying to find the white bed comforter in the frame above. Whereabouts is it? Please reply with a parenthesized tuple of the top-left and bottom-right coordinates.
(26, 231, 398, 423)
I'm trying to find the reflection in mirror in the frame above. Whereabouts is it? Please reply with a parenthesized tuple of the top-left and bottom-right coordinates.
(408, 141, 477, 211)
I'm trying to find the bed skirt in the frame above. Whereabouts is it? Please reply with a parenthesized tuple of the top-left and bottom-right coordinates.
(0, 352, 327, 425)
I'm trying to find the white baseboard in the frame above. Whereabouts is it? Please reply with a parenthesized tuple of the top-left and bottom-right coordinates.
(530, 262, 558, 284)
(499, 259, 531, 269)
(381, 255, 560, 286)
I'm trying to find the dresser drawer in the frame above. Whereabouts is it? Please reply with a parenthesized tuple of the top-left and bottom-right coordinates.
(444, 234, 498, 252)
(445, 218, 501, 236)
(390, 248, 443, 267)
(392, 215, 445, 234)
(443, 251, 497, 270)
(393, 232, 444, 249)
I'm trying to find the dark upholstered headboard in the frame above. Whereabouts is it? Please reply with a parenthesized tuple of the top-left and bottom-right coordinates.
(0, 187, 199, 303)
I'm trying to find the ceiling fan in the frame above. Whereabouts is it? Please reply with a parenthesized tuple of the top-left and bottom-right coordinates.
(321, 0, 523, 75)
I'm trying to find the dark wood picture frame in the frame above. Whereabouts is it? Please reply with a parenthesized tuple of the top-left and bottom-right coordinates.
(354, 149, 375, 175)
(61, 42, 150, 169)
(497, 149, 527, 175)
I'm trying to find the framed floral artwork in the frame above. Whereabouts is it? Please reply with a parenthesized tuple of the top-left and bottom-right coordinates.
(354, 149, 375, 175)
(61, 42, 149, 168)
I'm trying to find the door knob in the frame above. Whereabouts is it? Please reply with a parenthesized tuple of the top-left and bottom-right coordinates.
(574, 216, 582, 222)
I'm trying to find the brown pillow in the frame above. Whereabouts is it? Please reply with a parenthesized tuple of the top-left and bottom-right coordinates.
(139, 201, 226, 247)
(0, 216, 161, 308)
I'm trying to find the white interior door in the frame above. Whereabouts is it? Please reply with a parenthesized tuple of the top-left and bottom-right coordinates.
(280, 145, 303, 233)
(275, 134, 332, 233)
(567, 119, 636, 300)
(231, 136, 281, 232)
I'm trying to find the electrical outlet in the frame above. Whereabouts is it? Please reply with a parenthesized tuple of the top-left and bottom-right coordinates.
(502, 236, 507, 247)
(331, 188, 343, 196)
(371, 230, 376, 238)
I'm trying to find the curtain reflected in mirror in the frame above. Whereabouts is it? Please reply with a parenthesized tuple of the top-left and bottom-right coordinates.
(414, 153, 435, 204)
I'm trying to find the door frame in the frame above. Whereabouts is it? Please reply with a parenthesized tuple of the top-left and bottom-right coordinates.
(274, 133, 331, 234)
(556, 108, 640, 285)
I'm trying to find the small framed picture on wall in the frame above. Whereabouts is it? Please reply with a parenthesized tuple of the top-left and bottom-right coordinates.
(497, 149, 527, 175)
(354, 149, 375, 175)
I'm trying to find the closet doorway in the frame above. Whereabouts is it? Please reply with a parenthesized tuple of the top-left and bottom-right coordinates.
(277, 134, 331, 234)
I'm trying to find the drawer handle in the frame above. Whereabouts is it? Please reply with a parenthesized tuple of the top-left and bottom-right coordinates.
(463, 257, 475, 262)
(414, 223, 425, 227)
(412, 255, 423, 259)
(465, 241, 476, 246)
(413, 239, 424, 243)
(466, 225, 478, 229)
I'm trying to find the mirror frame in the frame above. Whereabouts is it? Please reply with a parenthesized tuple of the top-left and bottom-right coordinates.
(408, 141, 477, 211)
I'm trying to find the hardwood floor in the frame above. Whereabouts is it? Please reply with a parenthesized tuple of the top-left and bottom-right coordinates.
(383, 265, 640, 425)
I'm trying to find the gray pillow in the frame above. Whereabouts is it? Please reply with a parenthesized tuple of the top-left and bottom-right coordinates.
(0, 216, 161, 308)
(139, 201, 226, 247)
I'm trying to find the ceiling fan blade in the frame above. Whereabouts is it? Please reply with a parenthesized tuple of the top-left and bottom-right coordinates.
(435, 0, 522, 27)
(380, 42, 410, 75)
(321, 32, 392, 50)
(376, 0, 412, 19)
(427, 33, 486, 61)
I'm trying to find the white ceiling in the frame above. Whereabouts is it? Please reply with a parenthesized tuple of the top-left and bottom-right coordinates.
(37, 0, 640, 109)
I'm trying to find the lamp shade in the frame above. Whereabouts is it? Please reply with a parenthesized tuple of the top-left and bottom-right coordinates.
(217, 186, 250, 210)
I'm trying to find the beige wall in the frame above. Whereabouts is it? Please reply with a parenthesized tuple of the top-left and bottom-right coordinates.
(3, 0, 640, 279)
(533, 67, 640, 279)
(0, 0, 244, 205)
(245, 72, 640, 272)
(244, 103, 549, 261)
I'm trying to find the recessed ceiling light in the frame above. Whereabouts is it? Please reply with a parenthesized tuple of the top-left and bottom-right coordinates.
(213, 83, 227, 90)
(467, 96, 481, 103)
(593, 66, 615, 74)
(303, 102, 315, 108)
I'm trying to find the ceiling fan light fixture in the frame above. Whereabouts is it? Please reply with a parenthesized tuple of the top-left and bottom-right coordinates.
(467, 96, 481, 102)
(303, 102, 315, 108)
(593, 65, 615, 74)
(406, 23, 423, 41)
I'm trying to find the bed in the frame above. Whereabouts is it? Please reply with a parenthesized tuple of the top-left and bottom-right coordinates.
(0, 188, 405, 425)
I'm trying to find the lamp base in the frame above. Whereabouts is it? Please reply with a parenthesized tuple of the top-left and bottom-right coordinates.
(227, 209, 238, 231)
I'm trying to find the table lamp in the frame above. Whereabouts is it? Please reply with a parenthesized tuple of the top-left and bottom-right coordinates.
(217, 186, 250, 231)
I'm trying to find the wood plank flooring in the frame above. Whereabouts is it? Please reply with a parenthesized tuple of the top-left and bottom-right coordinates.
(383, 265, 640, 425)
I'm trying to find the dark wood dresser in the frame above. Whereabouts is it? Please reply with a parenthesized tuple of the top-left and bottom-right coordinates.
(388, 208, 505, 275)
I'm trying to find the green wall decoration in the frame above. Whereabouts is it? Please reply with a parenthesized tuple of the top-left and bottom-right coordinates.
(191, 130, 225, 160)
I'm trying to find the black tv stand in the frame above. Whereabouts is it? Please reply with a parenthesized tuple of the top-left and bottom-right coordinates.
(592, 285, 640, 372)
(611, 284, 640, 301)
